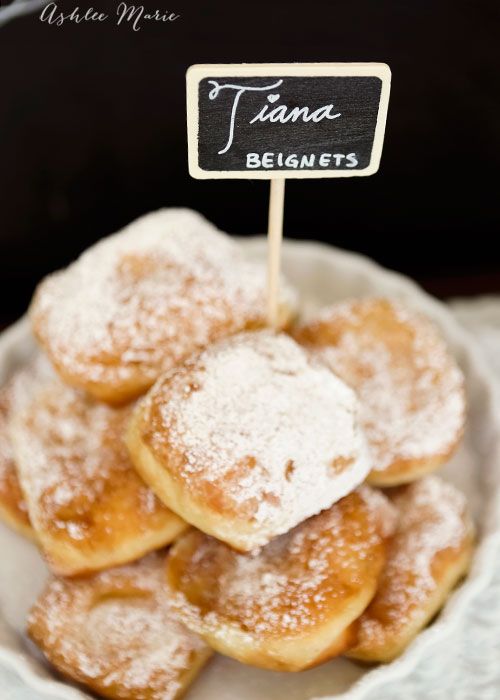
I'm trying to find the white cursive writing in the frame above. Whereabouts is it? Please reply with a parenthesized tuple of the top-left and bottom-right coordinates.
(250, 96, 340, 125)
(40, 2, 108, 25)
(208, 80, 283, 155)
(207, 80, 342, 155)
(116, 3, 180, 31)
(39, 2, 180, 30)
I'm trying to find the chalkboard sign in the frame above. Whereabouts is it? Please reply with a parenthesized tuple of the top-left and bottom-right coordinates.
(186, 63, 391, 179)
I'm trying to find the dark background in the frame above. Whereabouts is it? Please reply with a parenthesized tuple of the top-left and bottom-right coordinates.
(1, 0, 499, 326)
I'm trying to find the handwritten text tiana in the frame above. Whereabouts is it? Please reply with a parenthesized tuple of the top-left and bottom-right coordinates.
(207, 80, 342, 156)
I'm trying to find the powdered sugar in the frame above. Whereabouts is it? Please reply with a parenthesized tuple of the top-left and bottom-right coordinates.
(9, 373, 172, 545)
(388, 476, 469, 595)
(168, 487, 396, 640)
(28, 552, 209, 700)
(355, 476, 471, 646)
(145, 331, 372, 547)
(0, 384, 17, 491)
(0, 356, 55, 530)
(0, 380, 29, 526)
(299, 299, 465, 472)
(31, 209, 295, 391)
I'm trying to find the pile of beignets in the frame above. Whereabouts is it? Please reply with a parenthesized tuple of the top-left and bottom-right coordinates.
(0, 209, 474, 699)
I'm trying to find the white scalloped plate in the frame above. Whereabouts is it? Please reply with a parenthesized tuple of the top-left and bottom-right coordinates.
(1, 238, 499, 700)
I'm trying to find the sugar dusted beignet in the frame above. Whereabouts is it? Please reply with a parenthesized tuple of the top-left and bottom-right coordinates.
(166, 487, 397, 671)
(295, 298, 466, 486)
(30, 208, 295, 404)
(0, 381, 33, 539)
(28, 552, 212, 700)
(10, 378, 187, 576)
(347, 476, 474, 662)
(127, 331, 372, 551)
(0, 355, 54, 540)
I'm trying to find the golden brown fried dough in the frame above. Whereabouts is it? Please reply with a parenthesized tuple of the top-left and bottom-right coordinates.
(0, 356, 54, 539)
(28, 552, 212, 700)
(30, 209, 295, 404)
(0, 382, 33, 539)
(10, 378, 187, 575)
(127, 331, 372, 552)
(347, 476, 474, 662)
(165, 487, 397, 671)
(295, 298, 466, 486)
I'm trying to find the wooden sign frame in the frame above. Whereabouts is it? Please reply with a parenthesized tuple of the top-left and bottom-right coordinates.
(186, 62, 391, 180)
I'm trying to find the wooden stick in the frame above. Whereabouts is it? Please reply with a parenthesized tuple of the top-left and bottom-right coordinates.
(267, 178, 286, 328)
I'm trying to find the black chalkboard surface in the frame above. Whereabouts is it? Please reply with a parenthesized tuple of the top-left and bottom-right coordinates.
(187, 64, 391, 179)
